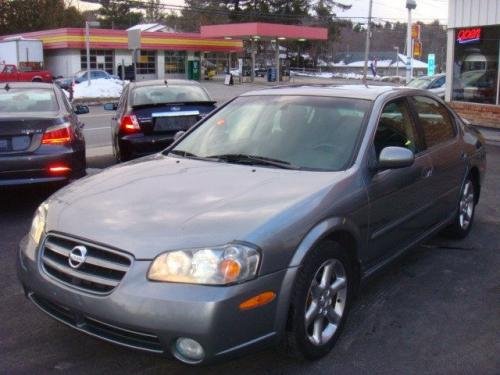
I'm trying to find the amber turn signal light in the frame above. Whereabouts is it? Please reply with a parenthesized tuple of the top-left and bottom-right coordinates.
(239, 291, 276, 311)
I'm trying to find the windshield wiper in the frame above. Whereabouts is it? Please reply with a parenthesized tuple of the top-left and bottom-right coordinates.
(168, 149, 202, 158)
(205, 153, 299, 169)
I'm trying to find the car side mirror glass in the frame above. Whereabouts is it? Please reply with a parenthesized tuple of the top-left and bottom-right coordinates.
(74, 105, 89, 115)
(377, 146, 415, 170)
(174, 131, 186, 141)
(104, 103, 118, 111)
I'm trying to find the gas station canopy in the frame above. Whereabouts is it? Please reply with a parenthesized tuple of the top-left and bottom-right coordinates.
(201, 22, 328, 41)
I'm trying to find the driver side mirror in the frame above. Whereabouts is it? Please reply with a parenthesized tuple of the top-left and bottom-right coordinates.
(104, 102, 118, 111)
(73, 104, 89, 115)
(376, 146, 415, 170)
(174, 131, 186, 141)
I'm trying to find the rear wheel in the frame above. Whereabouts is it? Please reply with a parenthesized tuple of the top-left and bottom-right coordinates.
(285, 241, 353, 360)
(443, 178, 476, 239)
(32, 78, 42, 82)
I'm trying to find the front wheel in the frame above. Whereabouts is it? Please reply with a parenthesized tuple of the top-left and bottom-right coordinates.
(285, 241, 353, 360)
(443, 178, 476, 239)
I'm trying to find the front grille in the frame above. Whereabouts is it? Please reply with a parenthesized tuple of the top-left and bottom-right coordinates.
(29, 293, 163, 353)
(40, 234, 132, 294)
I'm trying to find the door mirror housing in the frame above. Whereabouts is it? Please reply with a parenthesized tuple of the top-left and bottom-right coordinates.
(104, 102, 118, 111)
(74, 105, 89, 115)
(376, 146, 415, 170)
(174, 131, 186, 142)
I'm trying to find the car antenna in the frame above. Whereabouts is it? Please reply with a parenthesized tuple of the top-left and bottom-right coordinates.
(4, 83, 10, 91)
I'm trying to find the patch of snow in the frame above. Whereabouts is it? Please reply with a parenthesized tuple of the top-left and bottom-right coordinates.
(71, 78, 126, 99)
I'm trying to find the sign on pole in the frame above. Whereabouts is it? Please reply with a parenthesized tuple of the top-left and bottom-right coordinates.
(128, 29, 141, 50)
(427, 53, 436, 76)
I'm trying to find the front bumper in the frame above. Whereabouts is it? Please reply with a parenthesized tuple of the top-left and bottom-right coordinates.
(17, 235, 297, 364)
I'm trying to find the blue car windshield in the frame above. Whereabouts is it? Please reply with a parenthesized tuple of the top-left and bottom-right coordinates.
(171, 95, 370, 171)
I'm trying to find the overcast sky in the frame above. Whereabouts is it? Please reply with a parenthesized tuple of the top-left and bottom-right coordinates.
(338, 0, 449, 24)
(76, 0, 449, 24)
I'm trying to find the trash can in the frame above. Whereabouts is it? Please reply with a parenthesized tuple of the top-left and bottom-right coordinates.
(267, 67, 277, 82)
(187, 60, 200, 81)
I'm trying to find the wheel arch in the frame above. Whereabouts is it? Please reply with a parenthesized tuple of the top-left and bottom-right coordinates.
(288, 217, 362, 289)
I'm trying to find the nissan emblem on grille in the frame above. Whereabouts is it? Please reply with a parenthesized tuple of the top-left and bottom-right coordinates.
(68, 245, 88, 269)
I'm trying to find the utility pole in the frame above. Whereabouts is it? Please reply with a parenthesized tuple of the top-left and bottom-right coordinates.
(394, 46, 399, 77)
(362, 0, 373, 85)
(406, 0, 417, 83)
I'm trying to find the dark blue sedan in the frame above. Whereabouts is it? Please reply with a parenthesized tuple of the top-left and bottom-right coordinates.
(105, 80, 216, 162)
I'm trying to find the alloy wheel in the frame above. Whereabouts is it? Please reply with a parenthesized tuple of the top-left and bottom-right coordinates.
(304, 259, 347, 346)
(459, 181, 474, 230)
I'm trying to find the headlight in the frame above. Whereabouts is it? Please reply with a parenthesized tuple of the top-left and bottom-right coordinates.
(29, 203, 48, 246)
(148, 243, 260, 285)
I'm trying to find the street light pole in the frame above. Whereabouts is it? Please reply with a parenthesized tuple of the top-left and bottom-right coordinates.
(362, 0, 373, 85)
(85, 21, 100, 86)
(406, 0, 417, 83)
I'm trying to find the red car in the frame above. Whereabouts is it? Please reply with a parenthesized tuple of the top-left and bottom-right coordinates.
(0, 64, 52, 83)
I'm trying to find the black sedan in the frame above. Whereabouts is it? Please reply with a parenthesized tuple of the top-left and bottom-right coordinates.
(105, 79, 216, 162)
(0, 82, 88, 186)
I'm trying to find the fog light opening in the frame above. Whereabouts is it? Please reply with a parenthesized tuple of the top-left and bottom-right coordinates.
(174, 337, 205, 363)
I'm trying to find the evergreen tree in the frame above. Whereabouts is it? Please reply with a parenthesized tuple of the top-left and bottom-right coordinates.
(97, 0, 143, 29)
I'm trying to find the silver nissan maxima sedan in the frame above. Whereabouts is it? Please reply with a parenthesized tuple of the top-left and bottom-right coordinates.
(18, 85, 486, 364)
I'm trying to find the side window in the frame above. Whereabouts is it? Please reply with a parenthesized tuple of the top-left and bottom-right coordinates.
(374, 99, 418, 157)
(412, 96, 455, 148)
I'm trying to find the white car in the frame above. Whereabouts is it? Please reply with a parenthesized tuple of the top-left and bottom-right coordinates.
(407, 74, 446, 98)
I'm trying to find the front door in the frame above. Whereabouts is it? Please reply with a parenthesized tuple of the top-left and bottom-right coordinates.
(365, 98, 434, 267)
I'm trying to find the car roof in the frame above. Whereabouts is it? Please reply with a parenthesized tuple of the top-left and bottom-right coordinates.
(239, 84, 408, 101)
(1, 82, 55, 90)
(130, 79, 202, 88)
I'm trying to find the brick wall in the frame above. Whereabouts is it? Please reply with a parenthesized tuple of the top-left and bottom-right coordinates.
(449, 101, 500, 129)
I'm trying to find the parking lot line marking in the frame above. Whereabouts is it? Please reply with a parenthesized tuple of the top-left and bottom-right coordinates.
(83, 127, 111, 131)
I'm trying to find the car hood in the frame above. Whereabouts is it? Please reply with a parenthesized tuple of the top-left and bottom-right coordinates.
(45, 154, 343, 259)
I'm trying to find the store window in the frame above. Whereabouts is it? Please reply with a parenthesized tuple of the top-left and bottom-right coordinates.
(165, 51, 186, 74)
(80, 49, 114, 73)
(452, 25, 499, 105)
(136, 50, 156, 75)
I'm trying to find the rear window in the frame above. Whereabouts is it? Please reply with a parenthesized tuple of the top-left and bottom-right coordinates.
(131, 85, 211, 106)
(0, 88, 59, 113)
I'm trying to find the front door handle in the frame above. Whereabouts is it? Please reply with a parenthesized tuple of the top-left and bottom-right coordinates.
(422, 167, 433, 179)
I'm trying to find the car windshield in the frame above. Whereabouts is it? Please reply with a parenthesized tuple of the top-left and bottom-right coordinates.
(170, 95, 370, 171)
(0, 88, 58, 113)
(407, 77, 432, 89)
(131, 85, 211, 106)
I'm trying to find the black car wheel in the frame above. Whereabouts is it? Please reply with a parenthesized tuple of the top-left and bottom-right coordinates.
(285, 240, 353, 360)
(443, 177, 476, 239)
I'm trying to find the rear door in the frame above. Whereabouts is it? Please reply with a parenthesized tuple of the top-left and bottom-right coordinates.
(365, 97, 434, 265)
(409, 95, 466, 221)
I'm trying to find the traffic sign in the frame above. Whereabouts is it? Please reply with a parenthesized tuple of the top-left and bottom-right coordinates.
(428, 53, 436, 76)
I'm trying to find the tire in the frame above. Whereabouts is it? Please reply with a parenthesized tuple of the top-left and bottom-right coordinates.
(443, 177, 476, 239)
(32, 78, 42, 82)
(285, 240, 354, 360)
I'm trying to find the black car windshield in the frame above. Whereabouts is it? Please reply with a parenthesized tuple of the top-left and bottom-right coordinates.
(0, 88, 58, 113)
(170, 95, 370, 171)
(131, 85, 211, 106)
(407, 77, 432, 89)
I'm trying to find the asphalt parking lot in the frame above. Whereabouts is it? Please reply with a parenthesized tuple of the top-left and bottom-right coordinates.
(1, 133, 499, 374)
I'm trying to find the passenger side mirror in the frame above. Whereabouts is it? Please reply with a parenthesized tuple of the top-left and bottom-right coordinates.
(74, 105, 89, 115)
(376, 146, 414, 170)
(104, 102, 118, 111)
(174, 131, 186, 141)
